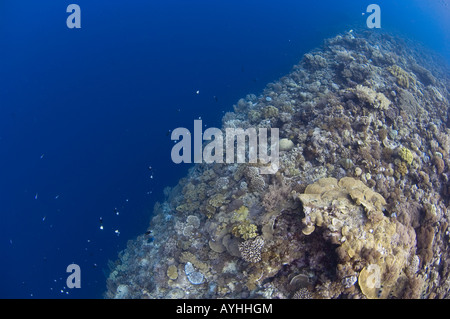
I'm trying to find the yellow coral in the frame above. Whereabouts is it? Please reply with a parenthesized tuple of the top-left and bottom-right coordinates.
(167, 265, 178, 280)
(388, 65, 416, 89)
(396, 161, 408, 176)
(179, 252, 209, 272)
(231, 206, 249, 223)
(232, 220, 257, 240)
(399, 147, 414, 165)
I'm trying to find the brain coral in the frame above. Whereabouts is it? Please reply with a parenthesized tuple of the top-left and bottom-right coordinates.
(295, 177, 416, 299)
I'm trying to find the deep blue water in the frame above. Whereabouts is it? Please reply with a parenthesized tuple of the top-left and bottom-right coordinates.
(0, 0, 448, 298)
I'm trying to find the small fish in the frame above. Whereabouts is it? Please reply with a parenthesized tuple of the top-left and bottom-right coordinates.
(55, 195, 59, 199)
(42, 216, 46, 222)
(196, 90, 200, 94)
(34, 193, 38, 200)
(40, 154, 44, 159)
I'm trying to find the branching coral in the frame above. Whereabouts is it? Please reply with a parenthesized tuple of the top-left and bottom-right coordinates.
(238, 237, 265, 263)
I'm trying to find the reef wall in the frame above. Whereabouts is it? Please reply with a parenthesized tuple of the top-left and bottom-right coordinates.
(105, 30, 450, 299)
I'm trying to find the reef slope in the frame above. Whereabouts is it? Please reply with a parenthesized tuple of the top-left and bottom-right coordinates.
(106, 31, 450, 299)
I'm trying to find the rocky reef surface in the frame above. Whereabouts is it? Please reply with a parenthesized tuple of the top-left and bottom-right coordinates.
(105, 30, 450, 299)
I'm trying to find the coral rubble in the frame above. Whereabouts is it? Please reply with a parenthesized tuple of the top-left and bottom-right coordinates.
(105, 30, 450, 299)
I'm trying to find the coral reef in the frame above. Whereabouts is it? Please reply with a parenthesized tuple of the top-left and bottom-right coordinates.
(105, 30, 450, 299)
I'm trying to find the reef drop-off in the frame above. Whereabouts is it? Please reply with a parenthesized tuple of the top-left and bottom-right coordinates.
(105, 31, 450, 299)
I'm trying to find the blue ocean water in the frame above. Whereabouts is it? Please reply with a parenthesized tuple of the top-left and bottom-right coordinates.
(0, 0, 448, 298)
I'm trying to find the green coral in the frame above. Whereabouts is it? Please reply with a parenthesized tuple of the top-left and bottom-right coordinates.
(399, 147, 414, 165)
